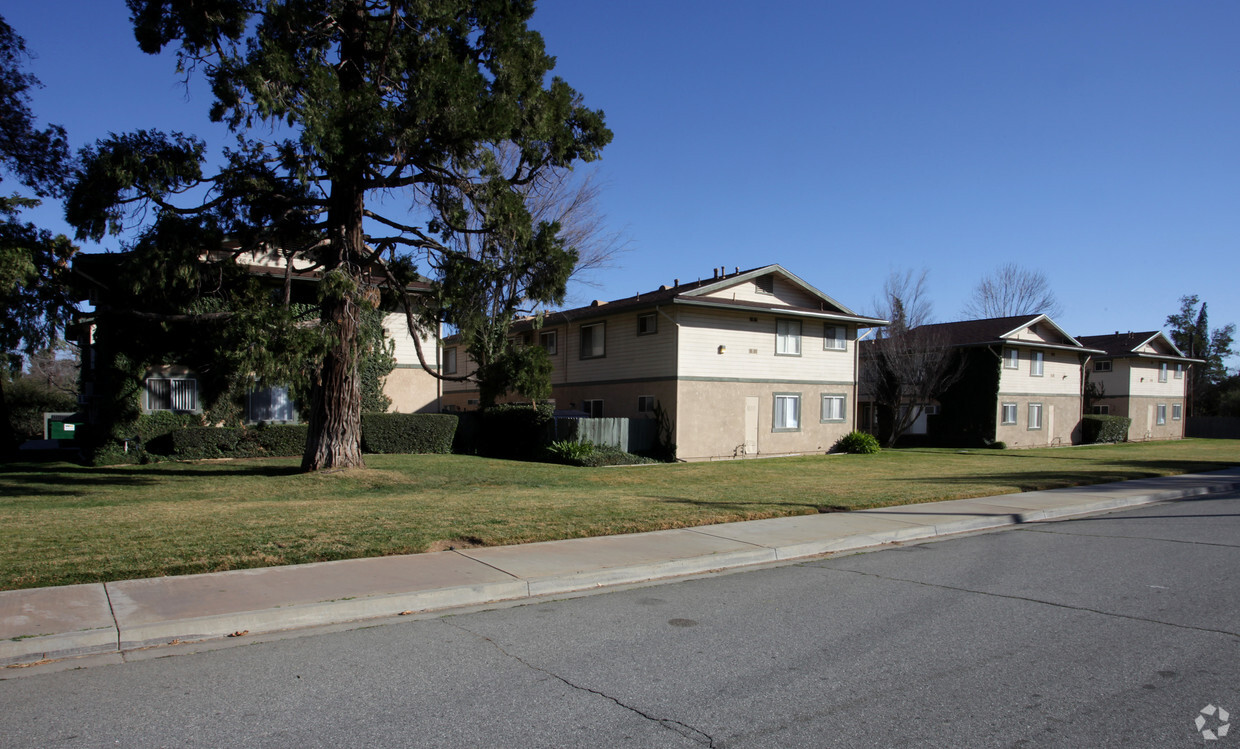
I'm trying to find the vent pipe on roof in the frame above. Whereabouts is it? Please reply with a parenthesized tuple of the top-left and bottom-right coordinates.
(734, 266, 739, 274)
(674, 278, 679, 286)
(713, 268, 719, 279)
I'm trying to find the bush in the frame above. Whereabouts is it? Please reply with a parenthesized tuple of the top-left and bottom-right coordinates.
(989, 441, 1007, 450)
(250, 423, 310, 456)
(169, 427, 244, 460)
(361, 413, 458, 454)
(478, 403, 554, 459)
(578, 445, 658, 467)
(545, 439, 595, 464)
(1083, 414, 1131, 444)
(832, 430, 881, 454)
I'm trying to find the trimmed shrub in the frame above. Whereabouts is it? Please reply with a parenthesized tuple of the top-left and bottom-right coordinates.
(545, 439, 595, 464)
(989, 440, 1007, 450)
(169, 427, 244, 460)
(832, 430, 881, 454)
(478, 403, 554, 459)
(578, 445, 658, 467)
(1083, 414, 1131, 444)
(361, 413, 458, 454)
(250, 424, 309, 457)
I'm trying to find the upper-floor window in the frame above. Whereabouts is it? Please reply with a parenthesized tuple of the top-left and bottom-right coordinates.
(637, 313, 657, 336)
(1030, 351, 1044, 376)
(444, 347, 458, 375)
(1175, 363, 1184, 379)
(1094, 360, 1112, 372)
(146, 378, 198, 412)
(1158, 362, 1168, 382)
(823, 325, 846, 351)
(776, 319, 801, 356)
(580, 322, 606, 359)
(1004, 348, 1019, 369)
(539, 330, 557, 355)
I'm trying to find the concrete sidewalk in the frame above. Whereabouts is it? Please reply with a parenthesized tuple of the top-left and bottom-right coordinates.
(4, 468, 1239, 671)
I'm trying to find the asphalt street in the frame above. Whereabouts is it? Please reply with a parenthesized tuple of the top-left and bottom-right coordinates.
(2, 492, 1237, 748)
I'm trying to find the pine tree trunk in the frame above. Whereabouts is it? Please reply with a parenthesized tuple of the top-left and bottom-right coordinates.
(301, 292, 365, 471)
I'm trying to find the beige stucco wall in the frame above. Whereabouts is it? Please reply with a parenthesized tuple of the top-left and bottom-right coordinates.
(675, 380, 856, 460)
(1122, 395, 1187, 441)
(383, 365, 440, 413)
(994, 394, 1082, 448)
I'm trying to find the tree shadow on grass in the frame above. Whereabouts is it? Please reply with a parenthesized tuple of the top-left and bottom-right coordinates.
(0, 461, 305, 496)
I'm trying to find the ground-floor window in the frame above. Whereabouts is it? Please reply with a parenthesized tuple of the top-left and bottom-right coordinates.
(583, 399, 604, 418)
(1001, 402, 1017, 425)
(1156, 404, 1167, 425)
(247, 385, 296, 423)
(1172, 403, 1182, 420)
(1028, 403, 1043, 430)
(146, 378, 198, 412)
(1091, 405, 1110, 415)
(820, 394, 846, 422)
(773, 393, 800, 431)
(637, 395, 655, 413)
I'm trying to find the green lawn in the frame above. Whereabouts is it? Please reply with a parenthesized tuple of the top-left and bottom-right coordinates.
(2, 439, 1237, 591)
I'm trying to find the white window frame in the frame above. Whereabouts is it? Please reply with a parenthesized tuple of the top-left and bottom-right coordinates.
(1001, 402, 1017, 425)
(539, 330, 557, 355)
(637, 313, 657, 336)
(1172, 403, 1182, 420)
(580, 322, 606, 360)
(1094, 360, 1112, 372)
(773, 393, 801, 432)
(775, 319, 801, 356)
(1158, 362, 1168, 383)
(145, 377, 199, 413)
(1028, 403, 1043, 430)
(1175, 363, 1184, 379)
(820, 394, 846, 423)
(1004, 348, 1019, 369)
(1030, 351, 1044, 377)
(1156, 404, 1167, 425)
(823, 324, 846, 351)
(637, 395, 655, 413)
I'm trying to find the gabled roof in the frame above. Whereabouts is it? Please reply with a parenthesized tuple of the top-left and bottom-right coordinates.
(1077, 331, 1203, 362)
(913, 314, 1104, 354)
(509, 264, 887, 332)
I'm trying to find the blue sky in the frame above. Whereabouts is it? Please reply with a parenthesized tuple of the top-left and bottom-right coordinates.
(7, 1, 1239, 364)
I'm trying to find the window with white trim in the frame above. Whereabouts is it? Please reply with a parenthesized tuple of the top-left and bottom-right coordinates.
(580, 322, 606, 359)
(1156, 404, 1167, 425)
(823, 325, 846, 351)
(637, 396, 655, 413)
(247, 385, 296, 423)
(444, 347, 458, 375)
(773, 393, 800, 431)
(1028, 403, 1043, 430)
(637, 313, 657, 336)
(539, 330, 557, 355)
(1001, 402, 1017, 425)
(1172, 403, 1182, 420)
(775, 319, 801, 356)
(1158, 362, 1168, 382)
(146, 378, 198, 412)
(1094, 360, 1112, 372)
(820, 394, 846, 422)
(1175, 363, 1184, 379)
(1004, 348, 1019, 369)
(1030, 351, 1044, 376)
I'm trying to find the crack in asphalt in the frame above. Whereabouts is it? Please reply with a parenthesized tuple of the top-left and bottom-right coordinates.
(443, 620, 716, 747)
(1014, 526, 1240, 549)
(817, 566, 1240, 641)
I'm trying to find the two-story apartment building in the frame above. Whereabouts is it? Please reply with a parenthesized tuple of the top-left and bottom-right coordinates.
(442, 265, 886, 460)
(1076, 331, 1200, 441)
(912, 315, 1103, 448)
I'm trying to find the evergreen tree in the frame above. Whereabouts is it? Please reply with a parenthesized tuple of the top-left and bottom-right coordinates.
(1166, 295, 1236, 416)
(66, 1, 611, 470)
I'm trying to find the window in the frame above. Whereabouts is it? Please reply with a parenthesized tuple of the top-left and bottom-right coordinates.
(146, 378, 198, 412)
(1091, 405, 1110, 415)
(1001, 402, 1017, 425)
(1158, 363, 1168, 383)
(1030, 351, 1044, 376)
(773, 393, 800, 431)
(637, 395, 656, 413)
(580, 322, 606, 359)
(583, 399, 604, 418)
(1172, 403, 1183, 420)
(1028, 403, 1043, 430)
(539, 330, 557, 355)
(923, 404, 940, 416)
(776, 319, 801, 356)
(823, 325, 846, 351)
(1156, 404, 1167, 425)
(1004, 348, 1019, 369)
(247, 385, 295, 423)
(755, 275, 775, 295)
(637, 313, 657, 336)
(444, 347, 458, 375)
(820, 394, 846, 422)
(1175, 363, 1184, 379)
(1094, 360, 1112, 372)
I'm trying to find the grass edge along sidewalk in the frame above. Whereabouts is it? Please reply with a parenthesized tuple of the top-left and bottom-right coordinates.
(3, 467, 1239, 671)
(1, 440, 1239, 593)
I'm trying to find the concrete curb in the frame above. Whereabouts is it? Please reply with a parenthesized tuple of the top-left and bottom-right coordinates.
(4, 468, 1238, 671)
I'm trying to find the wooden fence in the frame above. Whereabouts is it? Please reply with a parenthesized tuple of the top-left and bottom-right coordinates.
(553, 417, 658, 454)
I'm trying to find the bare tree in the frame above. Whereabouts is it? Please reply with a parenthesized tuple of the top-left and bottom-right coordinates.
(862, 270, 964, 447)
(962, 263, 1063, 319)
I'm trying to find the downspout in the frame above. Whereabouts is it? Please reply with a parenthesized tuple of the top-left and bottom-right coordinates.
(656, 305, 681, 454)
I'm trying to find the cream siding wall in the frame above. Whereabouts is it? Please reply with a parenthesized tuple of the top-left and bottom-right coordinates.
(998, 348, 1083, 397)
(1127, 360, 1188, 397)
(561, 308, 678, 383)
(698, 276, 825, 309)
(381, 313, 441, 412)
(677, 307, 855, 383)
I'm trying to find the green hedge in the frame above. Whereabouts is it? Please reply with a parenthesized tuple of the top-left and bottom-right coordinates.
(361, 413, 457, 454)
(478, 403, 554, 459)
(166, 424, 309, 460)
(1082, 414, 1131, 444)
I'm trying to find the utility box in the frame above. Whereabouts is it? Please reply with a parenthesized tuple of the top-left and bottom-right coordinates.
(44, 413, 83, 441)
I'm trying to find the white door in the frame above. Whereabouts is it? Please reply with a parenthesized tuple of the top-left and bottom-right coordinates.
(744, 397, 759, 455)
